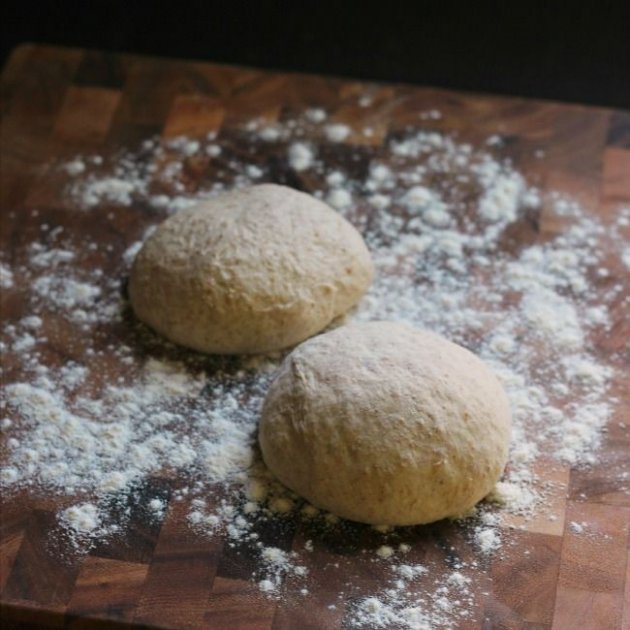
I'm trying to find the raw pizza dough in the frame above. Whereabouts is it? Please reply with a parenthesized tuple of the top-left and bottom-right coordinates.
(129, 184, 373, 354)
(259, 321, 511, 525)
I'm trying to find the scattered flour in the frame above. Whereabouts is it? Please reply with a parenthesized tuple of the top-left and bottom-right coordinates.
(64, 159, 86, 176)
(487, 481, 538, 514)
(58, 502, 111, 551)
(474, 527, 502, 554)
(0, 263, 14, 288)
(305, 108, 327, 123)
(324, 123, 351, 142)
(1, 107, 627, 627)
(351, 561, 471, 629)
(288, 142, 315, 171)
(376, 545, 395, 559)
(327, 188, 353, 209)
(257, 545, 308, 593)
(61, 502, 100, 534)
(80, 177, 140, 207)
(569, 521, 586, 534)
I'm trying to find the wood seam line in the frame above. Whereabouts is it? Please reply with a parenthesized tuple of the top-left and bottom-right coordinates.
(550, 110, 612, 629)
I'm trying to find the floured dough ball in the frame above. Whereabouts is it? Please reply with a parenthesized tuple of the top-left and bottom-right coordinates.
(129, 184, 373, 354)
(259, 321, 511, 525)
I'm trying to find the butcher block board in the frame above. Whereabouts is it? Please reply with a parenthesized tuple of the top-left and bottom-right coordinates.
(1, 44, 629, 629)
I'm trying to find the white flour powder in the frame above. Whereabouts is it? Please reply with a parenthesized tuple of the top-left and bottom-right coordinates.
(1, 102, 628, 627)
(0, 263, 14, 289)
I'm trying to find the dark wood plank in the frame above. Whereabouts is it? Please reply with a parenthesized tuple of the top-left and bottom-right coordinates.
(489, 531, 562, 626)
(2, 510, 80, 609)
(51, 86, 121, 147)
(66, 557, 149, 625)
(132, 500, 222, 629)
(0, 45, 83, 208)
(552, 502, 630, 629)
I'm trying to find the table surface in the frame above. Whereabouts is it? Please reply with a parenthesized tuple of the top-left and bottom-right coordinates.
(0, 44, 629, 629)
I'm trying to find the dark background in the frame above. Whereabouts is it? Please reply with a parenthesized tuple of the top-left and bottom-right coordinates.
(2, 1, 630, 109)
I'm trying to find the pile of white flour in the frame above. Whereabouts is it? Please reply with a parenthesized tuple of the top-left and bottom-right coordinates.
(1, 104, 628, 628)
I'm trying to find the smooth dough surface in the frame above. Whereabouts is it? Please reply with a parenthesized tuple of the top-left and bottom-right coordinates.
(129, 184, 373, 354)
(259, 321, 511, 525)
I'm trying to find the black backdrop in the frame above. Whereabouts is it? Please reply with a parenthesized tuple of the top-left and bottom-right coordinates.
(2, 1, 630, 109)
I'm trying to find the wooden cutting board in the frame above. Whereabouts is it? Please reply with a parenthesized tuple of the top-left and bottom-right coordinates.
(1, 44, 629, 629)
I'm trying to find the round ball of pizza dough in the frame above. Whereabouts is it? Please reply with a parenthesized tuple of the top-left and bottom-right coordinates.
(129, 184, 373, 354)
(259, 321, 511, 525)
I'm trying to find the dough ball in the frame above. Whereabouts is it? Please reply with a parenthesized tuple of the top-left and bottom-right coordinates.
(129, 184, 373, 354)
(259, 321, 511, 525)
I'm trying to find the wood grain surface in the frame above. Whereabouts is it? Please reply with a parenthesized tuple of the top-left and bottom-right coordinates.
(1, 45, 629, 629)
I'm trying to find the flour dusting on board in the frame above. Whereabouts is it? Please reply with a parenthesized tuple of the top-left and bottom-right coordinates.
(1, 103, 628, 627)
